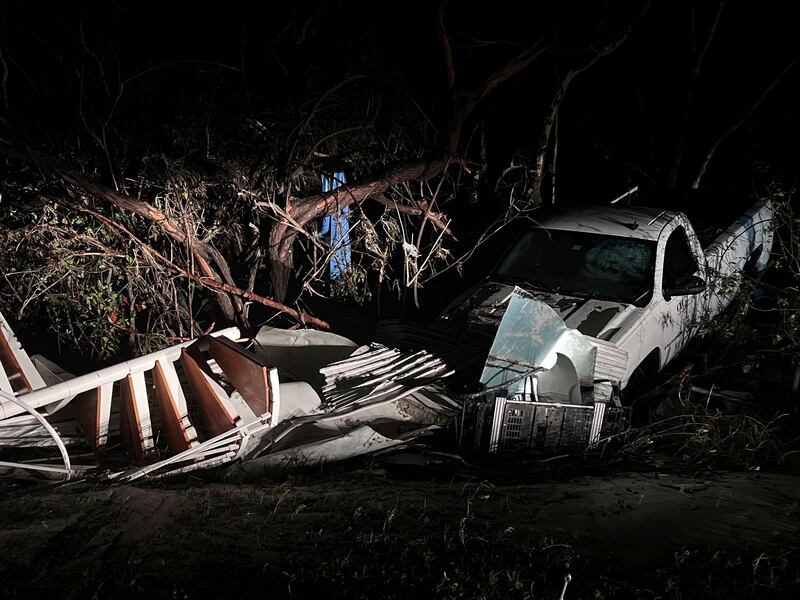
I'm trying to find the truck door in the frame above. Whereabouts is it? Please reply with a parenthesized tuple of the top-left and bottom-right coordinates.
(661, 226, 703, 365)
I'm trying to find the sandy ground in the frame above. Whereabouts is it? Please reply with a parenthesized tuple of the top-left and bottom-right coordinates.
(0, 466, 798, 599)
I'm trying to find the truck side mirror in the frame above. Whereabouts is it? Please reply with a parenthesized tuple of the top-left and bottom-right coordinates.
(663, 275, 706, 299)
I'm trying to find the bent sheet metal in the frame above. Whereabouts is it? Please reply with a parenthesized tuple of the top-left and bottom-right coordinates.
(480, 288, 596, 401)
(0, 310, 458, 482)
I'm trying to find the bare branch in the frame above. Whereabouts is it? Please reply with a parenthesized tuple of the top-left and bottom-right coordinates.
(691, 55, 800, 189)
(0, 45, 9, 111)
(480, 40, 547, 101)
(529, 1, 652, 203)
(440, 38, 546, 155)
(435, 0, 455, 91)
(667, 1, 724, 187)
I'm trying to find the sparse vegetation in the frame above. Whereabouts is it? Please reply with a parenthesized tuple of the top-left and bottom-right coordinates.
(615, 408, 800, 471)
(1, 468, 799, 599)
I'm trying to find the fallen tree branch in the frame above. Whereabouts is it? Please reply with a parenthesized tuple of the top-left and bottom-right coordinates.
(268, 157, 450, 299)
(291, 158, 449, 226)
(0, 139, 244, 320)
(59, 198, 330, 330)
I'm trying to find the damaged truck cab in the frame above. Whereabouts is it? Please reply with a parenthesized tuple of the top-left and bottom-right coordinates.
(439, 196, 773, 402)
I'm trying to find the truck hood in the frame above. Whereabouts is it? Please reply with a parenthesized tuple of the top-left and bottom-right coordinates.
(439, 281, 633, 341)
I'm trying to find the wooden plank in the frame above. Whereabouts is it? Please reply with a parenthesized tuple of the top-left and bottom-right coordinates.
(184, 339, 257, 420)
(0, 363, 12, 395)
(119, 372, 154, 465)
(0, 312, 46, 393)
(96, 383, 113, 449)
(153, 359, 199, 454)
(0, 324, 32, 394)
(74, 382, 112, 452)
(72, 388, 100, 450)
(180, 348, 240, 437)
(206, 336, 272, 417)
(0, 327, 241, 421)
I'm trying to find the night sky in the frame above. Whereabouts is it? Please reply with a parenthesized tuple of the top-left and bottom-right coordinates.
(3, 1, 797, 197)
(3, 7, 800, 598)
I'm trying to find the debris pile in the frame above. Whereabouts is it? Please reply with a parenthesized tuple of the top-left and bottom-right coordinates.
(385, 288, 631, 453)
(0, 288, 638, 483)
(0, 310, 460, 482)
(227, 343, 459, 476)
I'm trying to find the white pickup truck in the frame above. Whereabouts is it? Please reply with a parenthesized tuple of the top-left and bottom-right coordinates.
(435, 194, 773, 400)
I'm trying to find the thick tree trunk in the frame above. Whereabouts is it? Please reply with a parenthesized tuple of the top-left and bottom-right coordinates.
(530, 71, 576, 204)
(666, 3, 724, 188)
(268, 221, 295, 303)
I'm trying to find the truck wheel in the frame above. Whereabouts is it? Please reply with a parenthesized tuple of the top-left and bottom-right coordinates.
(622, 365, 649, 406)
(623, 354, 659, 424)
(626, 367, 654, 425)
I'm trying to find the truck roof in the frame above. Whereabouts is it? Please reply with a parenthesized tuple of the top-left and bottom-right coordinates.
(539, 205, 677, 241)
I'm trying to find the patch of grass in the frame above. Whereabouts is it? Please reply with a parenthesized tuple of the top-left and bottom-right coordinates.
(612, 407, 800, 471)
(1, 473, 799, 599)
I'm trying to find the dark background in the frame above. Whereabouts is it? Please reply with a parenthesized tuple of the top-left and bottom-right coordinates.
(2, 0, 799, 336)
(4, 1, 796, 185)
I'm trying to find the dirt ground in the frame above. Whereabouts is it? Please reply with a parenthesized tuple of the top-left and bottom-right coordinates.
(1, 459, 798, 599)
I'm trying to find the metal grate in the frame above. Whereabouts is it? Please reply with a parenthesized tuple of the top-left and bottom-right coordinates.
(460, 394, 629, 454)
(504, 408, 525, 441)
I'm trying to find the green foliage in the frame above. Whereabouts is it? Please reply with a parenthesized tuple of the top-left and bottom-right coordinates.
(695, 269, 753, 342)
(2, 200, 119, 358)
(696, 192, 800, 363)
(618, 408, 798, 470)
(0, 195, 197, 359)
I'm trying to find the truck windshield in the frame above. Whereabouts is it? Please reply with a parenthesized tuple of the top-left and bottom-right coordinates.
(495, 228, 656, 304)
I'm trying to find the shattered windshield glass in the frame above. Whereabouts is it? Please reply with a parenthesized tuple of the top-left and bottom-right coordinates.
(496, 228, 656, 304)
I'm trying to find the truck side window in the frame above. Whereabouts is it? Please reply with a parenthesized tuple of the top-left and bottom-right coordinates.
(663, 226, 697, 290)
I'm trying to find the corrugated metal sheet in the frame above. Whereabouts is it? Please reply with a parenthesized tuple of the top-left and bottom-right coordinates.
(320, 344, 457, 411)
(587, 336, 628, 382)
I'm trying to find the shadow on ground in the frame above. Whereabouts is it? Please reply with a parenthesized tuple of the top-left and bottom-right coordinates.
(1, 458, 799, 599)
